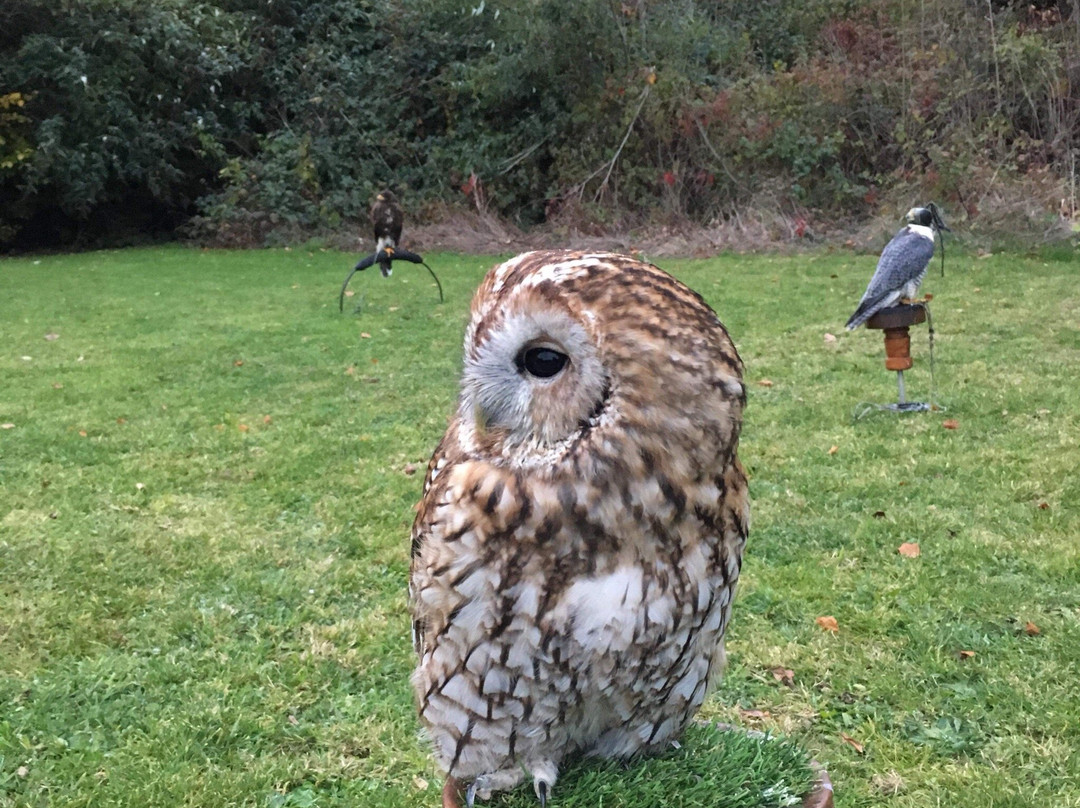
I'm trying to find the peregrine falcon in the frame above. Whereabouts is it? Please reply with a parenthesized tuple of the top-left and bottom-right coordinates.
(371, 189, 403, 277)
(845, 206, 947, 330)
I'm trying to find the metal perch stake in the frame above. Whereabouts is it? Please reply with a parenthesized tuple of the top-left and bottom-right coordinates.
(853, 301, 942, 419)
(339, 248, 444, 312)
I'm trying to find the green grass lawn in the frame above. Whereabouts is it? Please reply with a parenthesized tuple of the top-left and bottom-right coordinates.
(1, 244, 1078, 808)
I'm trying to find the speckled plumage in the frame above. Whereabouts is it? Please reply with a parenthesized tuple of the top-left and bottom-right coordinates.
(371, 190, 403, 277)
(409, 250, 749, 803)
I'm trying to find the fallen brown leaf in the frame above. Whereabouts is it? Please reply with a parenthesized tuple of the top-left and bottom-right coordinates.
(234, 360, 244, 367)
(923, 293, 934, 301)
(898, 542, 921, 558)
(757, 379, 774, 387)
(942, 419, 959, 429)
(78, 430, 87, 437)
(1024, 621, 1041, 636)
(344, 290, 355, 297)
(52, 382, 63, 389)
(44, 332, 59, 341)
(238, 423, 249, 432)
(816, 615, 839, 633)
(739, 708, 771, 721)
(770, 667, 795, 687)
(1037, 501, 1049, 510)
(823, 332, 838, 344)
(404, 462, 418, 476)
(360, 332, 372, 339)
(116, 417, 126, 425)
(959, 650, 975, 659)
(827, 445, 838, 455)
(345, 365, 356, 376)
(840, 732, 865, 754)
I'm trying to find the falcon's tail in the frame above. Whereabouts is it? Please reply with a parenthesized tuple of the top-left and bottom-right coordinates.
(845, 304, 872, 331)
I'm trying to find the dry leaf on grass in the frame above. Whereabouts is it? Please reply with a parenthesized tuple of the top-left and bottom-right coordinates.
(1037, 501, 1049, 510)
(1024, 621, 1041, 636)
(1, 423, 14, 429)
(816, 615, 839, 633)
(840, 732, 865, 754)
(263, 415, 272, 424)
(942, 419, 959, 429)
(827, 445, 838, 455)
(959, 650, 975, 659)
(757, 379, 774, 387)
(898, 542, 921, 558)
(238, 424, 249, 432)
(739, 708, 771, 721)
(404, 463, 418, 476)
(45, 332, 59, 341)
(823, 333, 838, 344)
(361, 332, 371, 339)
(770, 667, 795, 687)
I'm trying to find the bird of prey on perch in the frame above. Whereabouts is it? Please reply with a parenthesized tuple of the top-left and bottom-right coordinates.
(845, 205, 949, 331)
(371, 189, 403, 277)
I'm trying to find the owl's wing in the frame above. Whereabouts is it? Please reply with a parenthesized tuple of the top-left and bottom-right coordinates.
(409, 435, 454, 658)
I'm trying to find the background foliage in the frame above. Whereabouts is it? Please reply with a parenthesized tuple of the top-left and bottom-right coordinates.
(2, 0, 1079, 247)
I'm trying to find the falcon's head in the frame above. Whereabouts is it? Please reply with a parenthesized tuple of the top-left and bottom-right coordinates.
(905, 207, 933, 227)
(906, 205, 950, 232)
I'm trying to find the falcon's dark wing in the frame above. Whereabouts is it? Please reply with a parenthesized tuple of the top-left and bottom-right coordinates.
(846, 227, 934, 329)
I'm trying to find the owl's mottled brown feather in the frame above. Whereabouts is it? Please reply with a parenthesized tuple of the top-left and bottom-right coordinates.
(410, 250, 748, 801)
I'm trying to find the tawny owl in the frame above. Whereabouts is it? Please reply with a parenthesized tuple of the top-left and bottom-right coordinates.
(409, 250, 749, 807)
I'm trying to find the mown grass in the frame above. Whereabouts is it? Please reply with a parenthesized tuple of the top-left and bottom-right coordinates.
(1, 244, 1078, 807)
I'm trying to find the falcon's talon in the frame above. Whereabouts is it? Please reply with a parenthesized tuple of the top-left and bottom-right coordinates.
(465, 781, 478, 808)
(535, 780, 549, 808)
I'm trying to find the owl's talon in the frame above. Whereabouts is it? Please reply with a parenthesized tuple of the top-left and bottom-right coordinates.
(535, 779, 549, 808)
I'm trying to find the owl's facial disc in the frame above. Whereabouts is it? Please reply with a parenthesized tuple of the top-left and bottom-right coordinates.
(463, 307, 608, 454)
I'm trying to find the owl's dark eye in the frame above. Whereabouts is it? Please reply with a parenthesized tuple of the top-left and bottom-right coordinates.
(517, 346, 569, 378)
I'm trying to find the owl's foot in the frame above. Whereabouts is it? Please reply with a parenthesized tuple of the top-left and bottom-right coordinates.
(442, 768, 526, 807)
(529, 759, 558, 807)
(535, 778, 549, 807)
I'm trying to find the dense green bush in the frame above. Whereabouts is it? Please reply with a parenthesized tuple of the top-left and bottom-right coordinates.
(1, 0, 1076, 247)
